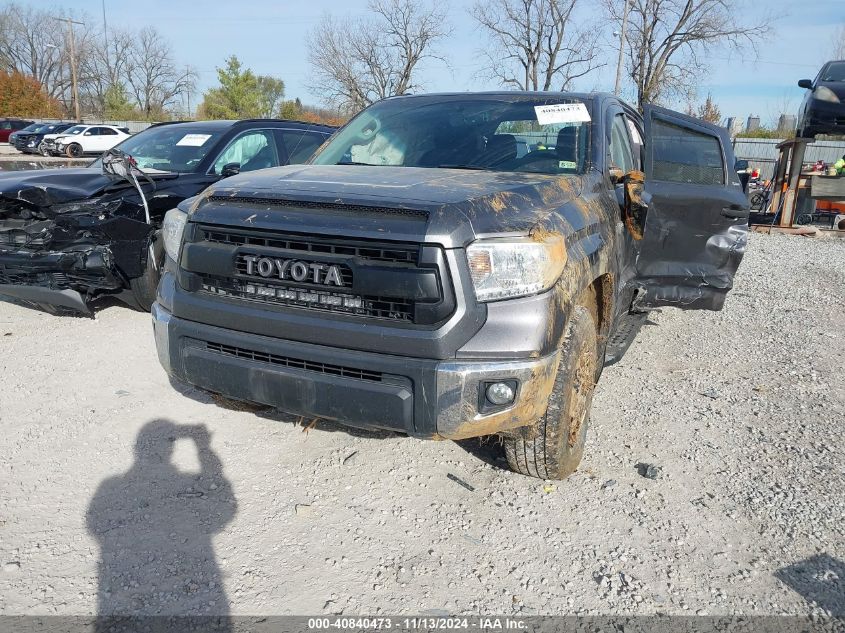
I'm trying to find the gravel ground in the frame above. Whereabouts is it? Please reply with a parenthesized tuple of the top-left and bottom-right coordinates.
(0, 232, 842, 617)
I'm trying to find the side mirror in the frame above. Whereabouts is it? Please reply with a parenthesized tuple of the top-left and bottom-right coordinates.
(622, 170, 648, 240)
(735, 159, 749, 172)
(798, 79, 813, 89)
(221, 162, 240, 178)
(83, 131, 92, 136)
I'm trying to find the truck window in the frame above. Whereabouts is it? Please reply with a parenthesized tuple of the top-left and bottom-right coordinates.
(625, 116, 643, 171)
(608, 114, 635, 173)
(652, 120, 724, 185)
(311, 96, 592, 175)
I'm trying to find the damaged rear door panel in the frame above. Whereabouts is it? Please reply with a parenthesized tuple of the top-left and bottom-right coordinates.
(634, 105, 749, 311)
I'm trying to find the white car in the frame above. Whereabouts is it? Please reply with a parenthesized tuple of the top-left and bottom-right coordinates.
(52, 124, 131, 158)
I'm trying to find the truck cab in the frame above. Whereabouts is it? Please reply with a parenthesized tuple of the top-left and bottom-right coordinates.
(153, 92, 748, 479)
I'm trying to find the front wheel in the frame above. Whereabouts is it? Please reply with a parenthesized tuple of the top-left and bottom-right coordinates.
(503, 305, 598, 479)
(128, 237, 163, 311)
(65, 143, 83, 158)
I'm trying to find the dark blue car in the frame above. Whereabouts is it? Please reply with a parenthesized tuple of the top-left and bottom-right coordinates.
(797, 60, 845, 138)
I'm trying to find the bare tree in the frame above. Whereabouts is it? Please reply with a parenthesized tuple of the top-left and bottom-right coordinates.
(307, 0, 450, 112)
(77, 28, 134, 116)
(126, 26, 195, 117)
(606, 0, 772, 109)
(0, 3, 76, 100)
(471, 0, 602, 91)
(831, 24, 845, 60)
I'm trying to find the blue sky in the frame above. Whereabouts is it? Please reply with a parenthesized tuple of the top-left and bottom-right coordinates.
(52, 0, 844, 124)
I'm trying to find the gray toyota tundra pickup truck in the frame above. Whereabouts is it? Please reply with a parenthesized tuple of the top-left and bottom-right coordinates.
(152, 92, 749, 479)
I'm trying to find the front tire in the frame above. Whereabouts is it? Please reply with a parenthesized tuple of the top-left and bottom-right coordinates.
(503, 304, 598, 480)
(66, 143, 83, 158)
(128, 237, 163, 311)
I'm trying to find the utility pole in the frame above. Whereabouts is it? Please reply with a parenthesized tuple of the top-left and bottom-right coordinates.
(613, 0, 630, 96)
(52, 16, 85, 122)
(102, 0, 112, 82)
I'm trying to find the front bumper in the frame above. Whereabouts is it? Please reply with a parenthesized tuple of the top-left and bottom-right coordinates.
(0, 283, 89, 313)
(803, 99, 845, 135)
(0, 247, 123, 311)
(153, 301, 560, 440)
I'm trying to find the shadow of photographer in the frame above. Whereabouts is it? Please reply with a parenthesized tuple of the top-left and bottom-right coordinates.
(86, 419, 237, 631)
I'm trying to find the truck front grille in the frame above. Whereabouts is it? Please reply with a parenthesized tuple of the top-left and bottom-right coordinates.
(200, 227, 419, 264)
(203, 340, 383, 382)
(186, 225, 455, 326)
(199, 274, 414, 322)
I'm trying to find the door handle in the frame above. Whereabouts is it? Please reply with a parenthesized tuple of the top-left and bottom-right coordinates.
(721, 205, 749, 219)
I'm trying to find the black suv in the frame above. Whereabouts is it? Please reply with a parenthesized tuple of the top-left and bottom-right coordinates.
(153, 92, 749, 479)
(12, 122, 74, 154)
(0, 119, 335, 314)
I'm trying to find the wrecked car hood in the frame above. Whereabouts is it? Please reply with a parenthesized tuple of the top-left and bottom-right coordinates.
(192, 164, 585, 246)
(0, 167, 181, 209)
(0, 168, 115, 207)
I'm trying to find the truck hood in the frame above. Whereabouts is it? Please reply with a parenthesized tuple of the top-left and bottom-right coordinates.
(193, 164, 585, 247)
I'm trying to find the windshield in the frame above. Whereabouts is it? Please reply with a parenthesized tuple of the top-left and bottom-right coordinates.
(62, 126, 86, 136)
(311, 96, 591, 175)
(90, 125, 225, 173)
(821, 61, 845, 82)
(20, 123, 42, 133)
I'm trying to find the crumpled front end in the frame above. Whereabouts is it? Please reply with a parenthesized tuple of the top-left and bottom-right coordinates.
(0, 194, 154, 313)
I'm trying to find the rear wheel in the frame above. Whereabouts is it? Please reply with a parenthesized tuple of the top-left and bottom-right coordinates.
(503, 304, 598, 479)
(65, 143, 83, 158)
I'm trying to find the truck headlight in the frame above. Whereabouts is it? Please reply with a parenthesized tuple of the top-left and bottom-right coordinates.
(162, 208, 187, 262)
(466, 235, 567, 302)
(814, 86, 841, 103)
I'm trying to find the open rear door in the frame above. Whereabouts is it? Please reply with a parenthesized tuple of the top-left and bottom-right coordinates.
(634, 105, 749, 311)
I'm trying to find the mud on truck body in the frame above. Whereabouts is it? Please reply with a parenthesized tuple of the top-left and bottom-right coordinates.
(153, 92, 749, 479)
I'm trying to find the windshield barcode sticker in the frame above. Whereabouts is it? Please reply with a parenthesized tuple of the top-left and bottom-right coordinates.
(176, 134, 212, 147)
(534, 103, 591, 125)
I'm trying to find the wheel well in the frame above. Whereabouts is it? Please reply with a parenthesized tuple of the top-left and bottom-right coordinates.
(577, 274, 613, 342)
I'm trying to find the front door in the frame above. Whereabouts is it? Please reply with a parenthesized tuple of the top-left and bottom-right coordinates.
(634, 105, 749, 311)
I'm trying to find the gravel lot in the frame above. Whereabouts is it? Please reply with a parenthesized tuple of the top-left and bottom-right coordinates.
(0, 232, 842, 618)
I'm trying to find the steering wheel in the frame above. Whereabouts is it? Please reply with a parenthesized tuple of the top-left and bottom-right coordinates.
(511, 150, 561, 172)
(513, 150, 558, 166)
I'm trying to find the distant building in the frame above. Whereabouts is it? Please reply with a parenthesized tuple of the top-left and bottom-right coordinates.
(746, 116, 761, 133)
(726, 117, 743, 137)
(777, 114, 797, 135)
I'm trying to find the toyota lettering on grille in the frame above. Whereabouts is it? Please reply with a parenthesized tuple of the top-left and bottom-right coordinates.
(240, 255, 345, 287)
